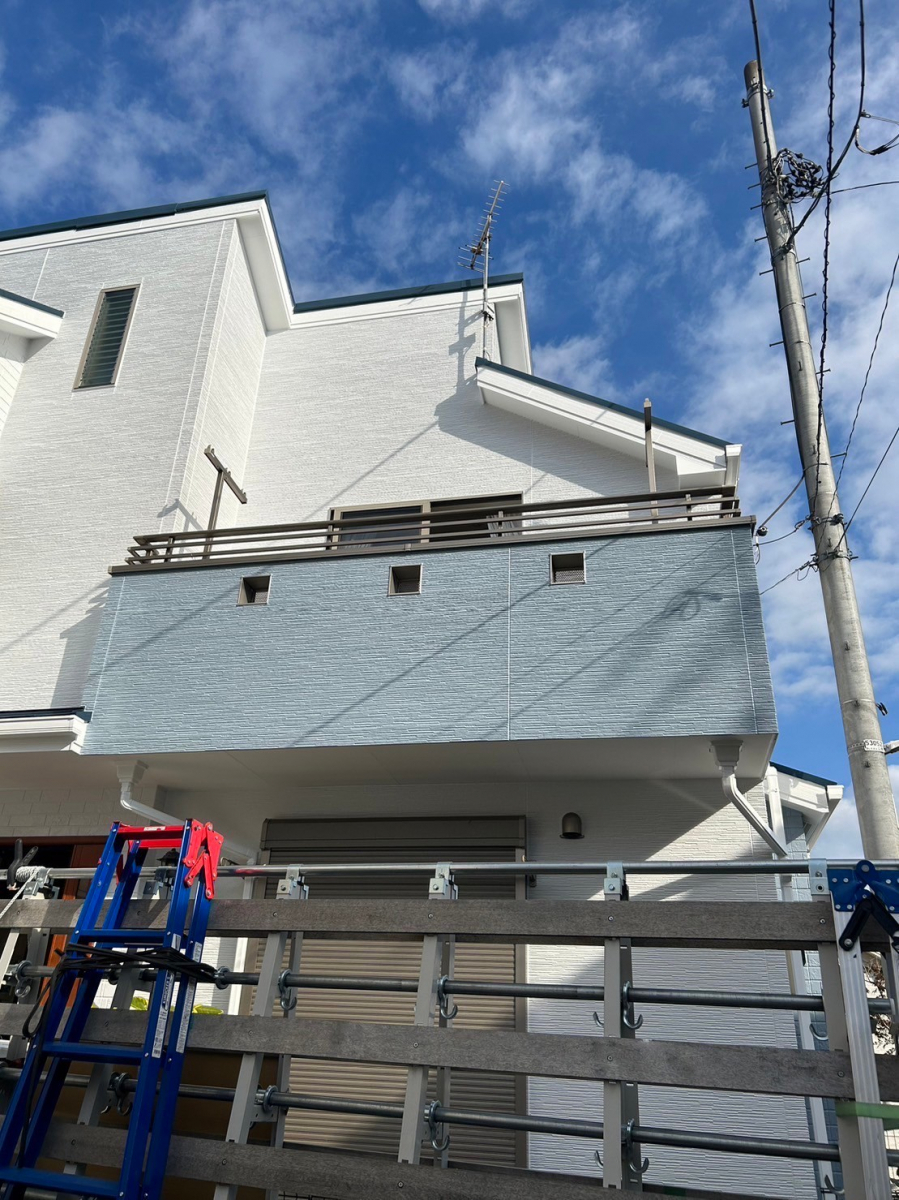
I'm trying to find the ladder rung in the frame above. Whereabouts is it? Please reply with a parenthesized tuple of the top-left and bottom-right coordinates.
(77, 929, 167, 944)
(0, 1166, 119, 1197)
(44, 1041, 143, 1064)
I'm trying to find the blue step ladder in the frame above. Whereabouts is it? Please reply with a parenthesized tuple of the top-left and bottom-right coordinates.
(0, 819, 223, 1200)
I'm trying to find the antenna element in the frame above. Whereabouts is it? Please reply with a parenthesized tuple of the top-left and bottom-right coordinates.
(459, 180, 507, 360)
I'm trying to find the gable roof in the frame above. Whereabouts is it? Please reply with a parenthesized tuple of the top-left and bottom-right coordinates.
(475, 358, 740, 489)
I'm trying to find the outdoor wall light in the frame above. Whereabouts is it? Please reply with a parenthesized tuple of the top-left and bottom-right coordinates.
(560, 812, 584, 840)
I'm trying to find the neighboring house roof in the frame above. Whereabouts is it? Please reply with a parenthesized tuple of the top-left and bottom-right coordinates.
(771, 761, 839, 788)
(475, 357, 741, 490)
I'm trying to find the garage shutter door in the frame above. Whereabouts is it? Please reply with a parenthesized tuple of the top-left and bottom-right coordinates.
(258, 817, 524, 1168)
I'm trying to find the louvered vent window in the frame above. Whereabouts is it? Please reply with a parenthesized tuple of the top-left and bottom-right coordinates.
(550, 551, 586, 585)
(76, 287, 137, 388)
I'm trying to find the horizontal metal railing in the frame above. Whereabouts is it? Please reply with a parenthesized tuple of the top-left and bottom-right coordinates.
(1, 856, 890, 1199)
(115, 485, 742, 571)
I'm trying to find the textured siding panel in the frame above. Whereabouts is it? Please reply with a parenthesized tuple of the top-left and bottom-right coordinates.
(0, 331, 26, 442)
(179, 224, 265, 530)
(0, 219, 254, 709)
(242, 304, 679, 527)
(83, 524, 775, 755)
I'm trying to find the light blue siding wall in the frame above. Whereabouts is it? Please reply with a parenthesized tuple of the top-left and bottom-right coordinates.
(83, 523, 775, 755)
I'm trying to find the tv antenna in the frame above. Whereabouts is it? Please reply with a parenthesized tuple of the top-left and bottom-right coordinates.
(459, 180, 507, 360)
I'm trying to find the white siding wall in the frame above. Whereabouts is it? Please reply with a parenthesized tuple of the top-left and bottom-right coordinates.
(169, 224, 266, 532)
(0, 219, 260, 709)
(242, 304, 673, 526)
(0, 331, 26, 442)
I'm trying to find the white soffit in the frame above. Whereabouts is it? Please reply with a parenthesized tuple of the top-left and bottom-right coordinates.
(0, 713, 88, 754)
(0, 290, 63, 342)
(477, 361, 741, 488)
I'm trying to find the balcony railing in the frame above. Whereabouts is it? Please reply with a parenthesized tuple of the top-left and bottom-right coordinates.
(116, 485, 742, 572)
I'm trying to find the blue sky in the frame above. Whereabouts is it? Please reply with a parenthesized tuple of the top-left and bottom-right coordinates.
(1, 0, 898, 856)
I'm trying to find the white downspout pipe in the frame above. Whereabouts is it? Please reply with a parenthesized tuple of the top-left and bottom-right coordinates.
(116, 759, 256, 863)
(710, 739, 787, 857)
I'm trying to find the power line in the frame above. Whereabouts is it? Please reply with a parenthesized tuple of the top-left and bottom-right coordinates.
(759, 560, 816, 596)
(843, 423, 899, 532)
(836, 245, 899, 487)
(790, 0, 867, 246)
(832, 179, 899, 193)
(811, 0, 839, 518)
(756, 473, 806, 534)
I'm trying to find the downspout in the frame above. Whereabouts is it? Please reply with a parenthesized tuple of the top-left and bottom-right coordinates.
(116, 759, 256, 864)
(710, 739, 787, 857)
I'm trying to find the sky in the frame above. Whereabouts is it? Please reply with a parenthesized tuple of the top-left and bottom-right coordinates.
(0, 0, 897, 858)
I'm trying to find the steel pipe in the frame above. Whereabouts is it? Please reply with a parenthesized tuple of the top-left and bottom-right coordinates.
(8, 964, 892, 1015)
(41, 857, 887, 881)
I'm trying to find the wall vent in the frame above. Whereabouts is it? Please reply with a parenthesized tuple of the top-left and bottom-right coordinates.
(389, 564, 422, 595)
(550, 552, 586, 585)
(76, 286, 138, 389)
(238, 575, 271, 606)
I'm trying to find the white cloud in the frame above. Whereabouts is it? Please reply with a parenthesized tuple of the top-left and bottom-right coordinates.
(531, 333, 615, 399)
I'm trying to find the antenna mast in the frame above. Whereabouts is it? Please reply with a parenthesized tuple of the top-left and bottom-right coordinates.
(460, 180, 507, 359)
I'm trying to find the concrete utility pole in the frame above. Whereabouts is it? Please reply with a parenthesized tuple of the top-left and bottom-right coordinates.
(744, 61, 899, 859)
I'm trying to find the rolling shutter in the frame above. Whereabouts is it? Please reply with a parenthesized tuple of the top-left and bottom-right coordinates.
(258, 817, 524, 1167)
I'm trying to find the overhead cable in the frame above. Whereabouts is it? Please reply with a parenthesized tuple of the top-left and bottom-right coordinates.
(790, 0, 867, 246)
(836, 246, 899, 487)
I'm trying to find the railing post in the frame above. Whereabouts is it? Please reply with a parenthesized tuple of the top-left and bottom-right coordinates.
(819, 902, 891, 1199)
(602, 863, 644, 1191)
(397, 863, 457, 1165)
(212, 869, 308, 1200)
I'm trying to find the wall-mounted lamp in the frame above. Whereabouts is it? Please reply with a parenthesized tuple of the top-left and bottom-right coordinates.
(560, 812, 583, 840)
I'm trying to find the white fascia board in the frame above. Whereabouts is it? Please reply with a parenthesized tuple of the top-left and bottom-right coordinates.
(477, 361, 737, 486)
(774, 766, 843, 848)
(288, 281, 531, 372)
(0, 293, 63, 341)
(0, 714, 87, 754)
(0, 199, 293, 334)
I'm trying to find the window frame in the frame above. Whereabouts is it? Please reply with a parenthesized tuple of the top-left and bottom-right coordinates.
(329, 491, 523, 550)
(73, 283, 140, 391)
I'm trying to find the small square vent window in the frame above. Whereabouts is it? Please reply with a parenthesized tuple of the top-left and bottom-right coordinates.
(389, 564, 422, 595)
(550, 552, 586, 585)
(238, 575, 271, 606)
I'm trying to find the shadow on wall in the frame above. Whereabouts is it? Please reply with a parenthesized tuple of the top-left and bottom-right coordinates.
(298, 305, 658, 523)
(53, 582, 110, 706)
(287, 534, 733, 747)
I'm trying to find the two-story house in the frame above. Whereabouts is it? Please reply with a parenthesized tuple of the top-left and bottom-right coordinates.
(0, 192, 843, 1198)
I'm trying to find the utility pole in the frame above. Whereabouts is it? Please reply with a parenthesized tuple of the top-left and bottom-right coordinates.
(744, 61, 899, 859)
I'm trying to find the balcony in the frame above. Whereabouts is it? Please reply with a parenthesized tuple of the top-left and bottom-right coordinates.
(80, 487, 775, 780)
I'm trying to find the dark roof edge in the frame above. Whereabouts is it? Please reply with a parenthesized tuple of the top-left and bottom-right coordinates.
(0, 286, 64, 318)
(771, 761, 840, 788)
(0, 192, 270, 245)
(476, 358, 731, 450)
(293, 273, 524, 314)
(0, 706, 90, 721)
